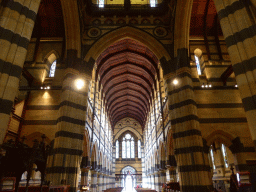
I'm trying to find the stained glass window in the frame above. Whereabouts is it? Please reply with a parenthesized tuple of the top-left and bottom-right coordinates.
(122, 138, 126, 158)
(122, 133, 135, 159)
(221, 144, 229, 168)
(131, 138, 134, 158)
(49, 60, 56, 77)
(127, 140, 130, 158)
(116, 140, 119, 159)
(138, 140, 141, 158)
(210, 148, 216, 170)
(194, 56, 202, 75)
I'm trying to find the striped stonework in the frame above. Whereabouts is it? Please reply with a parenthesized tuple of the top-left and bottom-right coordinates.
(102, 176, 106, 190)
(98, 174, 103, 192)
(160, 171, 166, 189)
(46, 68, 89, 192)
(80, 169, 89, 187)
(150, 175, 155, 190)
(141, 148, 146, 187)
(154, 173, 160, 192)
(0, 0, 41, 144)
(165, 48, 212, 192)
(91, 171, 97, 192)
(213, 0, 256, 148)
(169, 168, 177, 182)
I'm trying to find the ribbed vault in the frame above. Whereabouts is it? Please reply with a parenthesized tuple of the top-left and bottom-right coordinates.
(96, 39, 159, 129)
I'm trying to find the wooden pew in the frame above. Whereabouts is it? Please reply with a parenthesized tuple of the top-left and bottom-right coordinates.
(135, 188, 157, 192)
(103, 187, 123, 192)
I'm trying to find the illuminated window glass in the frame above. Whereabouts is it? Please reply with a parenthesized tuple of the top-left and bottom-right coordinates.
(99, 0, 104, 8)
(122, 138, 126, 158)
(221, 144, 229, 168)
(116, 140, 119, 159)
(131, 138, 134, 158)
(122, 133, 135, 159)
(150, 0, 156, 7)
(138, 140, 141, 158)
(49, 60, 57, 77)
(127, 140, 130, 158)
(194, 56, 201, 75)
(210, 148, 216, 170)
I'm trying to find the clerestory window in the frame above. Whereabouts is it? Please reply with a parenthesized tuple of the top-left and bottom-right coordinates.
(49, 60, 57, 77)
(122, 133, 135, 159)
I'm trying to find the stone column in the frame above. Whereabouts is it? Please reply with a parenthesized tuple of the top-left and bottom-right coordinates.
(98, 174, 103, 192)
(160, 171, 166, 190)
(154, 173, 160, 192)
(0, 0, 41, 144)
(90, 171, 97, 192)
(102, 175, 106, 190)
(150, 175, 155, 189)
(164, 54, 213, 191)
(46, 67, 90, 192)
(168, 167, 178, 182)
(213, 0, 256, 149)
(141, 146, 146, 188)
(80, 168, 89, 188)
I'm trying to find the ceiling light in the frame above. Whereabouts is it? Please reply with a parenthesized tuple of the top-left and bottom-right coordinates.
(235, 84, 238, 87)
(209, 84, 212, 88)
(75, 79, 85, 90)
(201, 83, 205, 88)
(173, 79, 178, 85)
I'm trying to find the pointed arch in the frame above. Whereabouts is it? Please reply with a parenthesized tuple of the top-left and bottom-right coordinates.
(205, 130, 235, 148)
(84, 26, 171, 64)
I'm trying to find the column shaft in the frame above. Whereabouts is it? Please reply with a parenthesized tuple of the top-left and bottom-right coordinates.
(0, 0, 41, 144)
(214, 0, 256, 148)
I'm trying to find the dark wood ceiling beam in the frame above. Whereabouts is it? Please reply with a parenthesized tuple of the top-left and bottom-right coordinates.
(102, 71, 153, 94)
(203, 0, 211, 61)
(214, 13, 223, 61)
(105, 80, 151, 101)
(108, 99, 148, 116)
(106, 88, 149, 108)
(111, 108, 145, 122)
(96, 49, 158, 77)
(110, 104, 146, 119)
(99, 61, 155, 87)
(107, 93, 149, 114)
(220, 64, 233, 86)
(103, 75, 153, 100)
(106, 86, 150, 104)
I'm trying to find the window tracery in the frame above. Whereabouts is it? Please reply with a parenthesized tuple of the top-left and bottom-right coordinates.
(122, 133, 135, 159)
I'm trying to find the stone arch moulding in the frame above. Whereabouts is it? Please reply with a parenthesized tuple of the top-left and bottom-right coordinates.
(205, 130, 235, 148)
(43, 50, 60, 64)
(84, 26, 171, 66)
(114, 126, 142, 142)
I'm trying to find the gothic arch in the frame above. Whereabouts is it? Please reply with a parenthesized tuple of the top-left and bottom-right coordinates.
(205, 130, 235, 148)
(114, 126, 142, 142)
(84, 26, 171, 64)
(82, 129, 90, 158)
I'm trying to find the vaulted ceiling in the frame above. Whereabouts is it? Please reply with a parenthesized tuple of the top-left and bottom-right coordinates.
(96, 39, 159, 129)
(190, 0, 223, 36)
